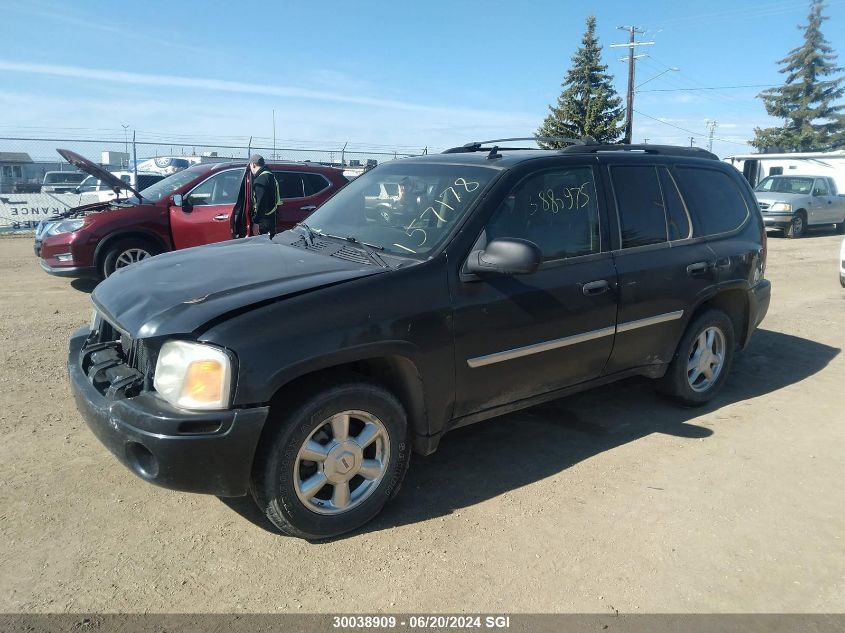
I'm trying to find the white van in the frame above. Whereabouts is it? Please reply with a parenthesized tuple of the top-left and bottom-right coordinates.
(77, 171, 165, 202)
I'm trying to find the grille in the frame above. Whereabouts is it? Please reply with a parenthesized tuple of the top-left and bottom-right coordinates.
(758, 202, 770, 210)
(93, 316, 152, 376)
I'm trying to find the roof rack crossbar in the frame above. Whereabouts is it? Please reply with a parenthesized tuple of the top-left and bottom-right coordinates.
(442, 136, 589, 154)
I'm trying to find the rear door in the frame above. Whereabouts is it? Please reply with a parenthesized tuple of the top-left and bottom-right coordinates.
(169, 168, 244, 249)
(451, 160, 618, 416)
(812, 178, 840, 223)
(603, 161, 718, 374)
(274, 170, 338, 230)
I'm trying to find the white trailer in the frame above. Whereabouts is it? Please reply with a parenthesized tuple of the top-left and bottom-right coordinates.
(724, 151, 845, 192)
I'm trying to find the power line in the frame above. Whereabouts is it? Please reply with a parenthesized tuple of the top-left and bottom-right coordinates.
(638, 84, 777, 92)
(633, 110, 751, 146)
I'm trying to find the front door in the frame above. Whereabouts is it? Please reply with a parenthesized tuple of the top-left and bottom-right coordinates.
(169, 168, 244, 249)
(451, 163, 618, 417)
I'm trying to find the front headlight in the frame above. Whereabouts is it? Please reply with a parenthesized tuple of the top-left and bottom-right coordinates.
(46, 219, 88, 236)
(770, 202, 793, 212)
(153, 340, 232, 410)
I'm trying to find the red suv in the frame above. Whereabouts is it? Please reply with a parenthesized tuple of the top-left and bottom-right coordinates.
(36, 150, 348, 278)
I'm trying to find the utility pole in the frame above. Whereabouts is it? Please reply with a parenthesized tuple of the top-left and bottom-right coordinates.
(689, 136, 696, 147)
(643, 138, 649, 144)
(611, 27, 654, 144)
(121, 124, 130, 166)
(705, 120, 718, 153)
(272, 109, 276, 160)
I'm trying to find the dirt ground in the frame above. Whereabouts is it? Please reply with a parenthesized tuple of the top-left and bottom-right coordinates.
(0, 230, 843, 614)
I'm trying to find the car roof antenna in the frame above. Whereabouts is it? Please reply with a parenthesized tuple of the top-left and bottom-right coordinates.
(487, 145, 502, 160)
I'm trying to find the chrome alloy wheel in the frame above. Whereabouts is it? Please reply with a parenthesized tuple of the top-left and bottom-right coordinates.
(115, 248, 151, 269)
(687, 326, 726, 392)
(294, 410, 390, 515)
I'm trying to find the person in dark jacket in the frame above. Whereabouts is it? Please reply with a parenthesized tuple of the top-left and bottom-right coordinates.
(249, 154, 280, 237)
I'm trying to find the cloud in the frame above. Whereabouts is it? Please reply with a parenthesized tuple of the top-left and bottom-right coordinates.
(0, 61, 533, 124)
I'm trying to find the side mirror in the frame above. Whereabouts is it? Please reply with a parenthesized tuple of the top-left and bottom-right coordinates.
(465, 238, 541, 276)
(172, 194, 192, 212)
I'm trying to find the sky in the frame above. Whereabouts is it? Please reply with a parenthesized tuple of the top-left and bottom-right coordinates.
(2, 0, 845, 159)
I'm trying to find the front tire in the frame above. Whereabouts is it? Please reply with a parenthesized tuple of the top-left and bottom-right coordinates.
(101, 238, 160, 277)
(251, 381, 410, 539)
(658, 309, 735, 406)
(785, 213, 806, 239)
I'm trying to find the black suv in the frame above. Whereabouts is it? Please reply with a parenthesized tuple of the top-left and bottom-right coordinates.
(68, 141, 771, 539)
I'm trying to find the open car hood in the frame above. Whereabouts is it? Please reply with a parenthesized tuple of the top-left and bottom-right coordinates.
(56, 148, 143, 199)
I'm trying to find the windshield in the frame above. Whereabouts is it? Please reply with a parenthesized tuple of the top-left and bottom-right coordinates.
(303, 162, 499, 258)
(136, 166, 214, 202)
(755, 176, 814, 194)
(44, 172, 83, 184)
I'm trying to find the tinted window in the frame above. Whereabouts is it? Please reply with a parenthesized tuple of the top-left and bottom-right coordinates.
(487, 166, 600, 260)
(302, 172, 330, 196)
(675, 167, 749, 236)
(275, 171, 305, 198)
(187, 170, 242, 205)
(658, 168, 691, 240)
(611, 165, 667, 248)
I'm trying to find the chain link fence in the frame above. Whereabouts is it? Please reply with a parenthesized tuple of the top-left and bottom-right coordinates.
(0, 134, 428, 232)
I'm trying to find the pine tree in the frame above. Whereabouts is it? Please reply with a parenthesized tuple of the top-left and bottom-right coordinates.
(751, 0, 844, 152)
(536, 16, 625, 147)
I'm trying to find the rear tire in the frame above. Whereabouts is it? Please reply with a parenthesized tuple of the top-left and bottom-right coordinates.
(251, 381, 410, 540)
(658, 309, 735, 407)
(785, 213, 806, 239)
(101, 238, 160, 278)
(835, 221, 845, 235)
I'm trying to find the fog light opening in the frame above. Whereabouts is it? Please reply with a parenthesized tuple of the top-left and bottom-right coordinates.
(126, 441, 159, 479)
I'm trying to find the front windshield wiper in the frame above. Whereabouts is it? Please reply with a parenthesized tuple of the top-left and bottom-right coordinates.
(317, 231, 390, 268)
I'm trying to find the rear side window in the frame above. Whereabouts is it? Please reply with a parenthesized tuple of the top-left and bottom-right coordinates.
(658, 168, 691, 240)
(610, 165, 667, 248)
(274, 171, 305, 198)
(302, 173, 331, 196)
(675, 167, 749, 236)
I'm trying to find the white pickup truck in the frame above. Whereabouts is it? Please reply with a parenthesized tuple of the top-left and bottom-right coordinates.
(754, 175, 845, 238)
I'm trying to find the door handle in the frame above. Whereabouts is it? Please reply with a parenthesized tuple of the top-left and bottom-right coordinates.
(581, 279, 610, 296)
(686, 261, 711, 276)
(213, 214, 229, 221)
(300, 205, 317, 211)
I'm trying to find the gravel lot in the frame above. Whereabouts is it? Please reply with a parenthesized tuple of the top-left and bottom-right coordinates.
(0, 231, 843, 614)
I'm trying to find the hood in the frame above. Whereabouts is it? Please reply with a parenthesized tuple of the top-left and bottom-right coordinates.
(57, 148, 143, 199)
(754, 191, 810, 203)
(91, 237, 383, 338)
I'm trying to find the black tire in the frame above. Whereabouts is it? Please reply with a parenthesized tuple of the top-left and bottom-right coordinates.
(785, 212, 806, 239)
(101, 237, 161, 278)
(658, 309, 735, 407)
(251, 381, 411, 540)
(835, 221, 845, 235)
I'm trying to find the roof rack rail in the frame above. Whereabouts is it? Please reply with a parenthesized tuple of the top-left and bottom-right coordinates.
(442, 136, 588, 154)
(560, 144, 719, 160)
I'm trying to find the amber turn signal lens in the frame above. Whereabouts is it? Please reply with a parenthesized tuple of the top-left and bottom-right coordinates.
(182, 360, 225, 402)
